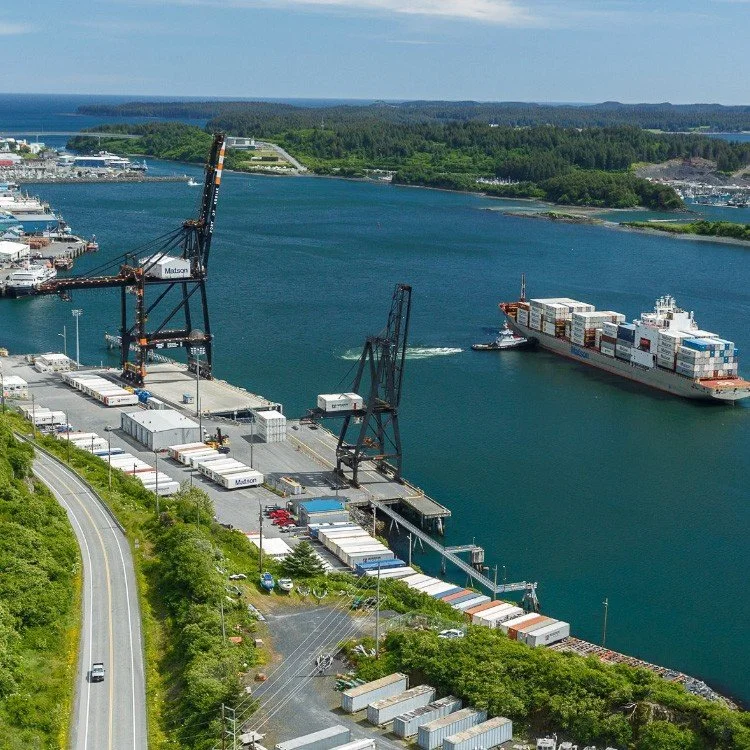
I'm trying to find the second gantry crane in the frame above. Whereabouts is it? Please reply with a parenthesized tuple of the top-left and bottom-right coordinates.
(309, 283, 412, 486)
(35, 133, 227, 386)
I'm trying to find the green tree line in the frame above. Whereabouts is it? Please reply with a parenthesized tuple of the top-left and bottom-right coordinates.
(623, 220, 750, 241)
(78, 99, 750, 132)
(357, 627, 750, 749)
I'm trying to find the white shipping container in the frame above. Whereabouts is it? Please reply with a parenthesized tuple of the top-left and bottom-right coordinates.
(452, 595, 491, 611)
(418, 709, 488, 750)
(168, 442, 206, 459)
(522, 620, 571, 647)
(393, 696, 463, 739)
(367, 685, 436, 726)
(189, 450, 221, 467)
(443, 716, 513, 750)
(341, 673, 408, 713)
(275, 726, 351, 750)
(103, 393, 139, 407)
(178, 448, 217, 465)
(217, 470, 264, 489)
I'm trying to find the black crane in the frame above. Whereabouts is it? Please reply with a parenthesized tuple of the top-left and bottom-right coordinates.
(310, 283, 412, 487)
(34, 133, 226, 386)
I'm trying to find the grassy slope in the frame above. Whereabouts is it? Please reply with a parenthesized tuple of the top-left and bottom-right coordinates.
(0, 413, 80, 749)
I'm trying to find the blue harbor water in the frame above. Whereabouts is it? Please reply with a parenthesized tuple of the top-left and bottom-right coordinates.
(0, 97, 748, 704)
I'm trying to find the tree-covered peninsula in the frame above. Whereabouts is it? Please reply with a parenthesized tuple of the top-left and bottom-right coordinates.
(69, 117, 749, 210)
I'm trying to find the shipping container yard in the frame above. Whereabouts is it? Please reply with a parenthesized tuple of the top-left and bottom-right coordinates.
(502, 293, 750, 402)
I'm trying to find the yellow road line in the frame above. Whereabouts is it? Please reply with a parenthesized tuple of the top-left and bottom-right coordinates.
(35, 458, 115, 750)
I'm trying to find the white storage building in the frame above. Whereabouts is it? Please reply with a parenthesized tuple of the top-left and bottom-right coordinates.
(121, 409, 200, 450)
(0, 240, 29, 262)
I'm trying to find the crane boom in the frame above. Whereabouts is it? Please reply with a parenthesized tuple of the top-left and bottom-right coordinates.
(31, 132, 227, 385)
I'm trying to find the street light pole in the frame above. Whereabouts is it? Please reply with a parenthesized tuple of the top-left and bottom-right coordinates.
(58, 325, 67, 357)
(106, 427, 112, 490)
(154, 450, 160, 515)
(250, 416, 254, 468)
(72, 309, 83, 369)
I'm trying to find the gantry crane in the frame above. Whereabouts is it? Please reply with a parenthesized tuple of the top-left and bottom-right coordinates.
(34, 133, 226, 386)
(308, 283, 412, 486)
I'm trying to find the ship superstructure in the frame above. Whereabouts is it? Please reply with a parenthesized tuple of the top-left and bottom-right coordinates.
(500, 291, 749, 402)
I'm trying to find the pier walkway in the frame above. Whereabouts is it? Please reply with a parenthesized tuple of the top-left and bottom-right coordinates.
(370, 498, 530, 597)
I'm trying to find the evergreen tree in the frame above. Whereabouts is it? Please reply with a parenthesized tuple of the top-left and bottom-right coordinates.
(281, 542, 325, 578)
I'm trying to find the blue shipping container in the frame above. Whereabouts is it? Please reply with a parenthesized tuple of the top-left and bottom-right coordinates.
(616, 325, 635, 343)
(355, 558, 406, 575)
(298, 499, 345, 513)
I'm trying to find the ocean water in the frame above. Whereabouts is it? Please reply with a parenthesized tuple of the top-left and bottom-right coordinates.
(1, 97, 749, 704)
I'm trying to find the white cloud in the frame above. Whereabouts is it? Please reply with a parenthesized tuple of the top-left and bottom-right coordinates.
(148, 0, 540, 25)
(0, 21, 31, 35)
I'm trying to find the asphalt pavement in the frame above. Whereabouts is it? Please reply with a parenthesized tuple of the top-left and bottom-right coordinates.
(33, 449, 147, 750)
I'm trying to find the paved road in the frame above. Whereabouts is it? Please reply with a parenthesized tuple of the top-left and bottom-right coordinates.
(33, 449, 147, 750)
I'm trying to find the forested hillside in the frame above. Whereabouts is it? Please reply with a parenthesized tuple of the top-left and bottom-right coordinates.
(0, 417, 79, 748)
(78, 99, 750, 132)
(69, 117, 750, 209)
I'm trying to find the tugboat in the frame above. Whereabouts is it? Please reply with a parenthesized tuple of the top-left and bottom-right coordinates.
(472, 323, 530, 351)
(260, 572, 275, 592)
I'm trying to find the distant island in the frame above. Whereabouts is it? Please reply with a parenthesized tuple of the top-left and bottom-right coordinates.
(68, 100, 750, 210)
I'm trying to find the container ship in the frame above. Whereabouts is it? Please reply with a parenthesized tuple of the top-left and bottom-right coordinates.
(499, 284, 750, 402)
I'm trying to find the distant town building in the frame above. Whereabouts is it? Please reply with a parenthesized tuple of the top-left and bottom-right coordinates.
(226, 136, 257, 150)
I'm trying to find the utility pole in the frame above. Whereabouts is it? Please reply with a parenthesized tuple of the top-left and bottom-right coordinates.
(0, 362, 5, 414)
(154, 450, 160, 515)
(372, 503, 377, 536)
(258, 503, 263, 574)
(106, 428, 112, 489)
(375, 562, 381, 659)
(602, 597, 609, 648)
(195, 349, 201, 417)
(407, 532, 412, 567)
(65, 413, 70, 462)
(221, 704, 226, 750)
(72, 309, 83, 369)
(31, 394, 36, 438)
(492, 565, 498, 601)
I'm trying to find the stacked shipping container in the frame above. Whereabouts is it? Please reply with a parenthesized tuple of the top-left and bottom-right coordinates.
(255, 409, 287, 443)
(676, 338, 738, 379)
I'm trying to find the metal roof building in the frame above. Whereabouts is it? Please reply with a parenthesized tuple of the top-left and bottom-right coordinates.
(120, 409, 200, 450)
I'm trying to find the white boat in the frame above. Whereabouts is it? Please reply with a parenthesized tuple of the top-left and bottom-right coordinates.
(187, 177, 200, 187)
(2, 264, 57, 297)
(277, 578, 294, 592)
(472, 323, 530, 351)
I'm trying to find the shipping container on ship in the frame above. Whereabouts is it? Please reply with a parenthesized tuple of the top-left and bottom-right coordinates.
(500, 293, 750, 402)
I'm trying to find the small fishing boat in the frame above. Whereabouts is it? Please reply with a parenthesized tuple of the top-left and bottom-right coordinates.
(260, 572, 275, 592)
(187, 177, 200, 187)
(277, 578, 294, 593)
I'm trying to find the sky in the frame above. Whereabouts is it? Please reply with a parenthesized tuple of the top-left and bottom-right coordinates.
(0, 0, 748, 103)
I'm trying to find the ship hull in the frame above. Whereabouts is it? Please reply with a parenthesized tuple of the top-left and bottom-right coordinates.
(505, 317, 750, 402)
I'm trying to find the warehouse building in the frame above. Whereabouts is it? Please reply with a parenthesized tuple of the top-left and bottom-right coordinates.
(121, 409, 200, 450)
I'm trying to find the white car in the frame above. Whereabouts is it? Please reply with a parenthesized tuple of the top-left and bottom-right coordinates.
(438, 629, 465, 640)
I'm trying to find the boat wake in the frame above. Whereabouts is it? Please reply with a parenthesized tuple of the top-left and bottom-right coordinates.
(340, 347, 463, 361)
